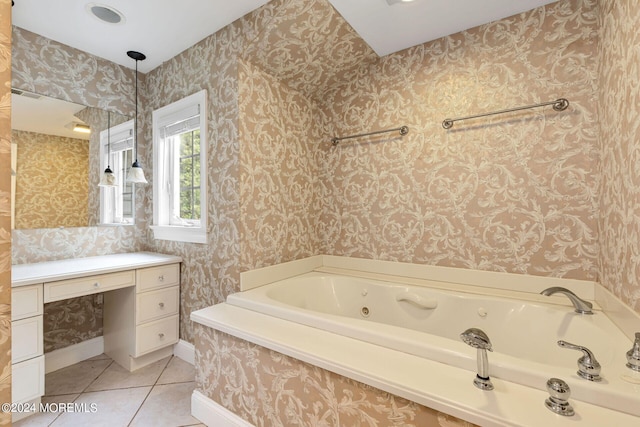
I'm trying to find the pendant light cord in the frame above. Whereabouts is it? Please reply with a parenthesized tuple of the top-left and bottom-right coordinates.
(107, 111, 111, 168)
(134, 58, 138, 163)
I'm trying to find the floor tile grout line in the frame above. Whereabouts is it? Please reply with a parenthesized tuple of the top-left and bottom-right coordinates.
(127, 355, 173, 427)
(43, 359, 115, 427)
(27, 355, 195, 427)
(81, 359, 115, 394)
(125, 385, 154, 427)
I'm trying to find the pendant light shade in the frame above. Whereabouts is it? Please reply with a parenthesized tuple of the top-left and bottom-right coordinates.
(99, 111, 117, 187)
(127, 160, 146, 183)
(126, 50, 147, 184)
(99, 166, 117, 187)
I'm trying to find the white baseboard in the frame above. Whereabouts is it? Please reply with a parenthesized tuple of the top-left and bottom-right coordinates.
(173, 339, 195, 365)
(45, 336, 104, 374)
(191, 390, 254, 427)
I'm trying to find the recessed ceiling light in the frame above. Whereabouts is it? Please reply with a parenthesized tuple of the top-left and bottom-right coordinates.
(72, 123, 91, 134)
(86, 3, 125, 25)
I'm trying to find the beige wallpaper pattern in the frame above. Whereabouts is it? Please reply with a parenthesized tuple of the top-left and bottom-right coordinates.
(315, 0, 599, 280)
(12, 27, 135, 115)
(241, 0, 378, 101)
(43, 295, 102, 353)
(0, 0, 11, 422)
(598, 0, 640, 310)
(238, 59, 321, 270)
(13, 130, 89, 229)
(194, 325, 476, 427)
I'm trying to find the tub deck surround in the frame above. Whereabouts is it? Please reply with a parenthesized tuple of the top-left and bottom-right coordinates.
(191, 255, 640, 426)
(192, 304, 640, 427)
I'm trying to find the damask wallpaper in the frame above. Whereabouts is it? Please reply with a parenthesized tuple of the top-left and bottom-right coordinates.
(316, 0, 599, 280)
(195, 326, 476, 427)
(43, 295, 102, 353)
(598, 0, 640, 311)
(12, 130, 89, 229)
(238, 59, 321, 270)
(0, 0, 10, 422)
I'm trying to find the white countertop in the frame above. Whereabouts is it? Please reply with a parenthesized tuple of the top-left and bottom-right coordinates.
(192, 303, 640, 427)
(12, 252, 182, 287)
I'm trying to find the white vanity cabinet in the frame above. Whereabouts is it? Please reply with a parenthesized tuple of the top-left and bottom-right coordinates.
(104, 263, 180, 371)
(11, 284, 45, 406)
(11, 252, 182, 416)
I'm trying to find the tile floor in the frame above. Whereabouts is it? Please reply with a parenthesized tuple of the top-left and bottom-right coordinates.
(14, 354, 204, 427)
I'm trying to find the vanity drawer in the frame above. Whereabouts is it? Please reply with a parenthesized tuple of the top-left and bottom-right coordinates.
(136, 264, 179, 293)
(44, 270, 135, 303)
(134, 314, 178, 356)
(12, 355, 45, 403)
(12, 316, 43, 364)
(12, 284, 43, 321)
(136, 286, 179, 324)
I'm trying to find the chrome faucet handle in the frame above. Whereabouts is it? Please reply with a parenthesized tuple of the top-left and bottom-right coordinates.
(626, 332, 640, 372)
(558, 340, 602, 381)
(545, 378, 575, 416)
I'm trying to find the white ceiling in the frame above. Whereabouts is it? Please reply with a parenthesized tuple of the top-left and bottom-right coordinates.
(12, 0, 559, 73)
(11, 0, 271, 73)
(11, 91, 92, 140)
(329, 0, 559, 57)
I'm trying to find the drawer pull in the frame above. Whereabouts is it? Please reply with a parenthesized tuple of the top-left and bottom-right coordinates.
(158, 333, 165, 339)
(94, 282, 100, 288)
(158, 302, 165, 308)
(158, 275, 165, 282)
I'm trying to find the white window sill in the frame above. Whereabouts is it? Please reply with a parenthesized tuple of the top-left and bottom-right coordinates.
(151, 225, 207, 244)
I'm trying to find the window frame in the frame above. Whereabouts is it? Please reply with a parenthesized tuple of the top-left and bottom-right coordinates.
(151, 89, 208, 244)
(99, 119, 136, 226)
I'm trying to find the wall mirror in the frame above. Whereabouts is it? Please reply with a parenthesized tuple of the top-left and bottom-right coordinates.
(11, 89, 131, 229)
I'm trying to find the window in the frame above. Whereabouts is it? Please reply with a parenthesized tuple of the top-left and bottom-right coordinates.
(151, 90, 207, 243)
(100, 119, 135, 225)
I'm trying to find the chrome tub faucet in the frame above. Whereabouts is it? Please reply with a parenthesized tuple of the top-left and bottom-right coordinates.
(540, 287, 593, 314)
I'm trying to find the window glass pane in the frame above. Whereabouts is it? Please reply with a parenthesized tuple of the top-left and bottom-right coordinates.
(194, 188, 201, 220)
(193, 158, 201, 187)
(180, 189, 193, 219)
(181, 131, 193, 157)
(180, 157, 193, 188)
(176, 129, 200, 222)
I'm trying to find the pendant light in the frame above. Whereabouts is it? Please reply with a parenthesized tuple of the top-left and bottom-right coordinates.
(99, 111, 117, 187)
(126, 50, 147, 184)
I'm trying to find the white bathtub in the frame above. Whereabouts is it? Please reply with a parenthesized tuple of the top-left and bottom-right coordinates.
(227, 271, 640, 417)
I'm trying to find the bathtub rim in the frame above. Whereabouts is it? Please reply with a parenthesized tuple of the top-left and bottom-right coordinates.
(240, 255, 640, 342)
